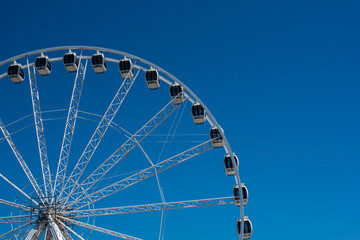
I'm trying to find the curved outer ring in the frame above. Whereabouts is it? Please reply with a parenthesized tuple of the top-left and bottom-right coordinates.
(0, 46, 246, 240)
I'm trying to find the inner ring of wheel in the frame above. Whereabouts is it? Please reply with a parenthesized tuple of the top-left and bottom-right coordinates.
(0, 46, 246, 240)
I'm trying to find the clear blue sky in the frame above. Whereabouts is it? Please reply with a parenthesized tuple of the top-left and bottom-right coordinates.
(0, 0, 359, 239)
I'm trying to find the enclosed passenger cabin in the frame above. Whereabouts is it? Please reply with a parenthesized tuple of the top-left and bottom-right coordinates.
(35, 53, 52, 76)
(91, 51, 107, 74)
(191, 102, 206, 124)
(8, 61, 25, 84)
(119, 57, 134, 79)
(209, 126, 224, 148)
(145, 67, 160, 90)
(236, 217, 252, 239)
(233, 184, 248, 206)
(63, 50, 79, 73)
(224, 153, 239, 176)
(169, 83, 184, 105)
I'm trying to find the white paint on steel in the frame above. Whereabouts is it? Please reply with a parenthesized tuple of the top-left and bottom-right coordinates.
(0, 46, 247, 240)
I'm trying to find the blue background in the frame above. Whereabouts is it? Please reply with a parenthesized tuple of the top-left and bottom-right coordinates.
(0, 0, 359, 239)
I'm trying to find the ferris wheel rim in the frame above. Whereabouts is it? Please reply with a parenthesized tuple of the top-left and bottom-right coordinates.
(0, 45, 247, 240)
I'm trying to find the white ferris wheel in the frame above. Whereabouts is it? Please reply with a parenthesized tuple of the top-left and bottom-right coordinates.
(0, 46, 252, 240)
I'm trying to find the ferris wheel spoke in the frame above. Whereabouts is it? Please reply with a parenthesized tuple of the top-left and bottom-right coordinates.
(58, 217, 142, 240)
(48, 216, 66, 240)
(7, 230, 30, 240)
(65, 196, 234, 218)
(135, 142, 166, 240)
(68, 139, 213, 210)
(25, 222, 46, 240)
(56, 220, 84, 240)
(54, 54, 88, 199)
(17, 230, 31, 240)
(0, 47, 246, 239)
(79, 116, 167, 239)
(0, 198, 34, 212)
(26, 57, 52, 197)
(58, 176, 94, 210)
(0, 119, 44, 200)
(0, 173, 38, 206)
(57, 222, 72, 240)
(0, 215, 32, 225)
(43, 228, 48, 240)
(0, 221, 32, 239)
(67, 96, 184, 204)
(60, 66, 140, 201)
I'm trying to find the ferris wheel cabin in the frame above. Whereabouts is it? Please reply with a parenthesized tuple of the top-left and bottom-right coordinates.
(236, 217, 252, 239)
(210, 126, 224, 148)
(224, 153, 239, 176)
(169, 83, 184, 105)
(8, 62, 25, 84)
(63, 50, 79, 73)
(145, 68, 160, 90)
(119, 57, 134, 79)
(91, 51, 107, 74)
(35, 53, 52, 76)
(191, 102, 206, 124)
(0, 46, 253, 239)
(233, 184, 248, 206)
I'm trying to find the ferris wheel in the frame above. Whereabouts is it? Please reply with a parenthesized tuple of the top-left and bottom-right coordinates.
(0, 46, 252, 240)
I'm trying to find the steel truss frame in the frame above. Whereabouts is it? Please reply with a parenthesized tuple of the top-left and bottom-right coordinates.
(0, 46, 247, 240)
(0, 119, 45, 200)
(68, 139, 213, 209)
(0, 215, 32, 225)
(67, 94, 185, 204)
(59, 216, 142, 240)
(27, 59, 52, 197)
(54, 53, 88, 198)
(0, 173, 38, 206)
(66, 197, 234, 218)
(0, 221, 32, 239)
(60, 63, 140, 201)
(0, 198, 34, 213)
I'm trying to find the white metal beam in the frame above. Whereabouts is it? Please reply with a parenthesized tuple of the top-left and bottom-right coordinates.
(67, 96, 184, 204)
(56, 220, 84, 240)
(24, 229, 37, 240)
(0, 198, 34, 212)
(0, 215, 32, 225)
(25, 222, 46, 240)
(68, 140, 213, 209)
(57, 223, 73, 240)
(58, 217, 142, 240)
(48, 216, 66, 240)
(60, 66, 140, 201)
(27, 58, 52, 197)
(0, 119, 44, 200)
(54, 55, 88, 199)
(66, 196, 234, 218)
(0, 173, 38, 206)
(0, 221, 32, 239)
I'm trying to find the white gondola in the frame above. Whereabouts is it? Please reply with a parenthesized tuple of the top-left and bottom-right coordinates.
(91, 51, 107, 74)
(63, 50, 79, 73)
(169, 83, 184, 105)
(8, 61, 25, 84)
(145, 67, 160, 90)
(35, 53, 52, 76)
(236, 216, 252, 239)
(224, 153, 239, 176)
(119, 57, 134, 79)
(209, 126, 224, 148)
(191, 102, 206, 124)
(233, 184, 248, 206)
